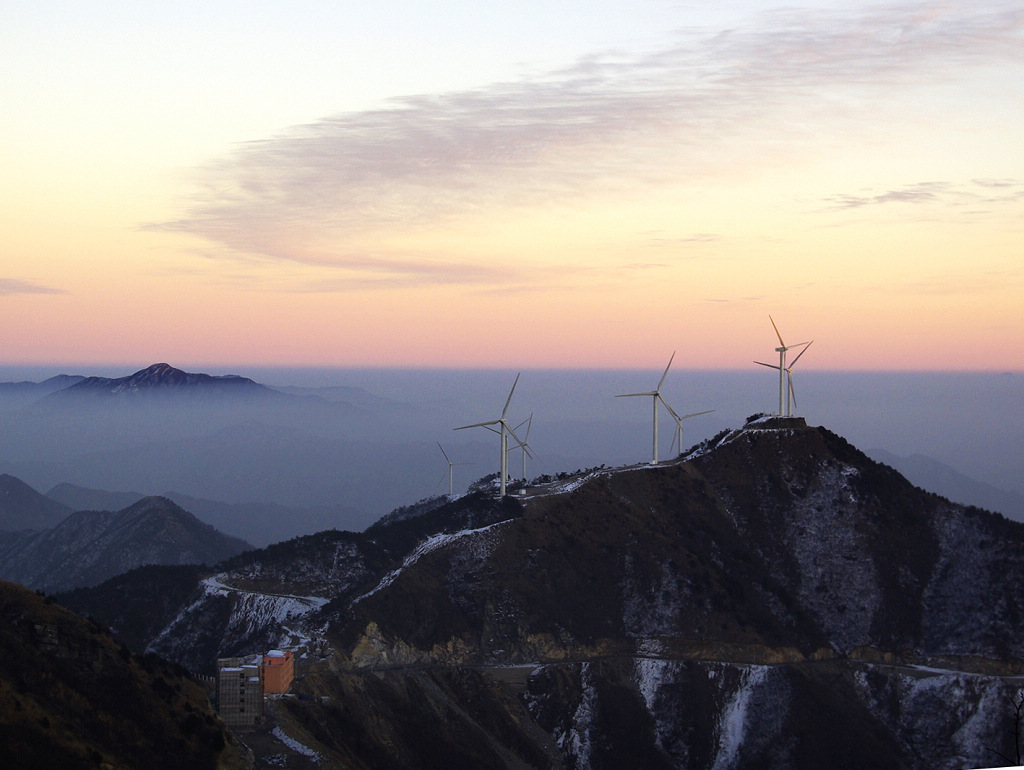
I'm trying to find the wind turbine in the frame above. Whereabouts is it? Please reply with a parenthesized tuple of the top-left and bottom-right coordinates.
(616, 352, 677, 465)
(436, 443, 474, 497)
(783, 341, 813, 416)
(754, 317, 809, 416)
(454, 374, 527, 497)
(668, 408, 716, 456)
(507, 414, 535, 495)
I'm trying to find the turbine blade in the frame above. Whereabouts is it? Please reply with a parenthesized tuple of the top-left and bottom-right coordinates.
(501, 373, 521, 418)
(616, 391, 657, 398)
(682, 409, 715, 419)
(659, 395, 681, 421)
(789, 340, 813, 367)
(770, 316, 785, 346)
(656, 351, 676, 391)
(754, 361, 780, 370)
(506, 423, 527, 452)
(437, 442, 451, 463)
(438, 470, 450, 487)
(789, 372, 798, 410)
(454, 419, 500, 430)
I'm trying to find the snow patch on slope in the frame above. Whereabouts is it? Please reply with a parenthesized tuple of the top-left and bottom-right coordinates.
(353, 520, 510, 604)
(712, 665, 771, 770)
(785, 462, 880, 650)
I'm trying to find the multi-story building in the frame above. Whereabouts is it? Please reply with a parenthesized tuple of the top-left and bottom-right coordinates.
(261, 649, 294, 694)
(216, 657, 263, 728)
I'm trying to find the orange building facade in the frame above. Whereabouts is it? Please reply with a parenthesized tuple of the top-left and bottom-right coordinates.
(261, 649, 294, 694)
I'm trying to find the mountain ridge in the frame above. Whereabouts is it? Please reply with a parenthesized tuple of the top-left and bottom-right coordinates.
(0, 495, 252, 592)
(54, 419, 1024, 768)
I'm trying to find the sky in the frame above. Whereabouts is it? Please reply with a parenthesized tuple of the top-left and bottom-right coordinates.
(2, 0, 1023, 371)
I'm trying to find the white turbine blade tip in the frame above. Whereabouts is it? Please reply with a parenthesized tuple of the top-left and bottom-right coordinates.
(502, 373, 521, 417)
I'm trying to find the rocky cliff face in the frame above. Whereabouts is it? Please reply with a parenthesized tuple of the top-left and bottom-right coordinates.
(57, 420, 1024, 768)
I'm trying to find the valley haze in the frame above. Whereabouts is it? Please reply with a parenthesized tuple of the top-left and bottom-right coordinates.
(0, 363, 1020, 542)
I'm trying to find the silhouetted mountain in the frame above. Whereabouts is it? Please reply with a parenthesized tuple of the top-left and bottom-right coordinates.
(159, 491, 364, 548)
(0, 579, 249, 770)
(0, 496, 251, 592)
(56, 420, 1024, 768)
(44, 481, 365, 547)
(868, 447, 1024, 522)
(41, 362, 281, 404)
(45, 482, 146, 514)
(0, 474, 71, 531)
(0, 374, 85, 406)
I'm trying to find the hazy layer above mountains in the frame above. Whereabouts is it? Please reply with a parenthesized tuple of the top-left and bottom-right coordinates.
(0, 366, 1020, 540)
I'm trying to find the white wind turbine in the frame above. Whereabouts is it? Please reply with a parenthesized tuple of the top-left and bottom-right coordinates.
(668, 408, 716, 457)
(782, 341, 813, 416)
(454, 374, 527, 497)
(754, 317, 810, 416)
(436, 443, 474, 497)
(616, 352, 678, 465)
(507, 414, 535, 495)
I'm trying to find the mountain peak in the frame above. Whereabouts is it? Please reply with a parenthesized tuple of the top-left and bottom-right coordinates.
(43, 363, 277, 403)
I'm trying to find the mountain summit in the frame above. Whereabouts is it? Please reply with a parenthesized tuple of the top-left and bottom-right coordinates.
(44, 363, 278, 403)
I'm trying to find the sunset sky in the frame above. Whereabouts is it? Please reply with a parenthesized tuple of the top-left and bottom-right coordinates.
(3, 0, 1022, 371)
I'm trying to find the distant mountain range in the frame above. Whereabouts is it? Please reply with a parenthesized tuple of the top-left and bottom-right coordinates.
(0, 493, 251, 592)
(44, 482, 362, 548)
(867, 447, 1024, 521)
(0, 373, 85, 405)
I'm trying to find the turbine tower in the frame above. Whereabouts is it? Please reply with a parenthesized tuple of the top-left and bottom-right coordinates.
(616, 352, 677, 465)
(454, 374, 527, 497)
(669, 408, 715, 456)
(755, 317, 809, 416)
(507, 414, 535, 495)
(436, 443, 473, 497)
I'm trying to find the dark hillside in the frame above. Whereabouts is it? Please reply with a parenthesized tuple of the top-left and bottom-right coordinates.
(56, 564, 206, 652)
(0, 579, 248, 770)
(47, 420, 1024, 769)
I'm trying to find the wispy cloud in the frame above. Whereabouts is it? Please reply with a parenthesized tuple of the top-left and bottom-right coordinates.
(155, 2, 1024, 286)
(823, 181, 949, 210)
(0, 278, 67, 296)
(822, 179, 1024, 212)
